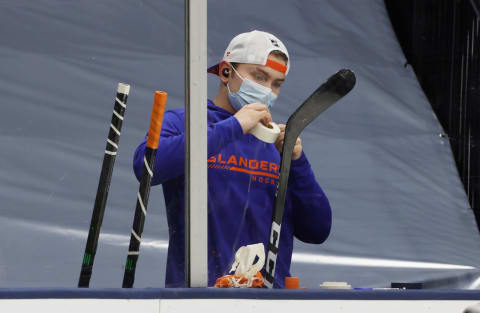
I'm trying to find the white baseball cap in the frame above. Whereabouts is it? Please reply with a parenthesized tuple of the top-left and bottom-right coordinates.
(208, 30, 290, 76)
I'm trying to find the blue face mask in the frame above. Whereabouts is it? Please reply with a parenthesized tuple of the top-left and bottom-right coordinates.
(227, 67, 278, 111)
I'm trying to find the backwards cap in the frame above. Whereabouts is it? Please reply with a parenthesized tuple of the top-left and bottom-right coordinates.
(208, 30, 290, 76)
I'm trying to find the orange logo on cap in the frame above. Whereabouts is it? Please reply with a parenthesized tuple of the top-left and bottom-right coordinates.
(226, 51, 231, 56)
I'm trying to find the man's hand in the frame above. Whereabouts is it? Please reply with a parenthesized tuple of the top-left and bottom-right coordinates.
(275, 124, 303, 160)
(233, 103, 273, 134)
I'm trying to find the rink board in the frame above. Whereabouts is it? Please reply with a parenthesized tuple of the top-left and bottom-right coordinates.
(1, 289, 479, 313)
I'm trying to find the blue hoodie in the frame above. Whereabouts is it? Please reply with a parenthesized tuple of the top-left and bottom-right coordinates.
(133, 100, 331, 288)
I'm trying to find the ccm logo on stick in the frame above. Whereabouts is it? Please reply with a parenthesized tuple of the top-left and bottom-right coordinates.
(270, 221, 281, 250)
(265, 222, 281, 287)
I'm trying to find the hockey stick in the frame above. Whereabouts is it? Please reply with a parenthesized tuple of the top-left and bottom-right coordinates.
(122, 90, 167, 288)
(78, 83, 130, 288)
(264, 69, 356, 288)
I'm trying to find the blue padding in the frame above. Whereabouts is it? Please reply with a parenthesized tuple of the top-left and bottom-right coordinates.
(1, 288, 480, 300)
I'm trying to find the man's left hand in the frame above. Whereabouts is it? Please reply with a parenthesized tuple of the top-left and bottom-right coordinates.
(275, 124, 303, 160)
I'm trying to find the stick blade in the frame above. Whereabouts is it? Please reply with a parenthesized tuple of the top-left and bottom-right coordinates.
(329, 69, 356, 97)
(286, 69, 356, 138)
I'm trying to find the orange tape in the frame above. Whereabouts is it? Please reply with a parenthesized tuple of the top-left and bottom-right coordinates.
(285, 276, 300, 289)
(146, 91, 167, 149)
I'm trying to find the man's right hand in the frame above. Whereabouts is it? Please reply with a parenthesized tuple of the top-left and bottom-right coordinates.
(233, 103, 273, 134)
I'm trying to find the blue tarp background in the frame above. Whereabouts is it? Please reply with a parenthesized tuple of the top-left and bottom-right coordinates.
(0, 0, 479, 288)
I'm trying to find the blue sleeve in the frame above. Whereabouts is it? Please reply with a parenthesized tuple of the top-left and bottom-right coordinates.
(287, 151, 332, 244)
(133, 110, 244, 185)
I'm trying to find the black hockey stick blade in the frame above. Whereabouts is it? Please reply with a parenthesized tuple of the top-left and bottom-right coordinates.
(264, 69, 356, 288)
(284, 69, 356, 142)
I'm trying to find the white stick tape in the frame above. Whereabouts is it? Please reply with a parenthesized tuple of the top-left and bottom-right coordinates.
(115, 97, 126, 109)
(138, 192, 147, 216)
(131, 229, 142, 243)
(248, 122, 280, 143)
(117, 83, 130, 95)
(107, 139, 118, 149)
(110, 123, 121, 136)
(113, 109, 124, 121)
(144, 156, 153, 177)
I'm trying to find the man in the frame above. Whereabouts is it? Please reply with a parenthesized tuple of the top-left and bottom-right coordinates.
(133, 30, 331, 288)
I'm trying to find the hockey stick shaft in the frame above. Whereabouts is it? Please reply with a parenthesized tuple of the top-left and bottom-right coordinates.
(78, 83, 130, 288)
(122, 90, 167, 288)
(264, 70, 356, 288)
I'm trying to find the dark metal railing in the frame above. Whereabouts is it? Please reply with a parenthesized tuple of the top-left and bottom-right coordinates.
(385, 0, 480, 231)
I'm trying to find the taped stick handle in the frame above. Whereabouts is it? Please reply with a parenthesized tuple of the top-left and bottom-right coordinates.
(146, 91, 167, 149)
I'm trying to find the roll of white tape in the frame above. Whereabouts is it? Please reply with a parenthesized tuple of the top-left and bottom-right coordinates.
(248, 122, 280, 143)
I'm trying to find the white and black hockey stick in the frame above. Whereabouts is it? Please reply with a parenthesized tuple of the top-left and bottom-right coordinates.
(264, 69, 356, 288)
(122, 91, 167, 288)
(78, 83, 130, 288)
